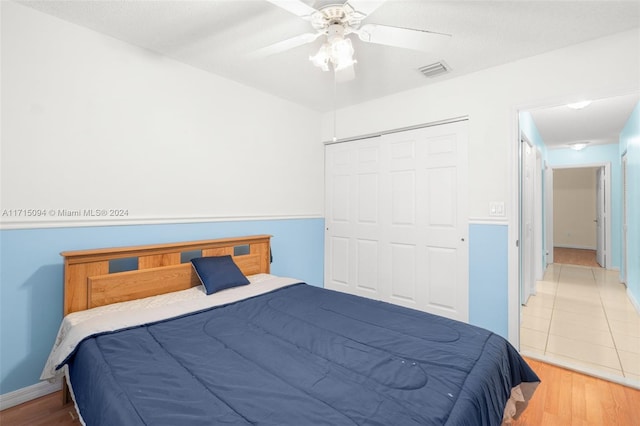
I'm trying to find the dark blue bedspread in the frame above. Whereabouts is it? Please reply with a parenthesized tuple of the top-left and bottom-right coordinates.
(67, 284, 538, 425)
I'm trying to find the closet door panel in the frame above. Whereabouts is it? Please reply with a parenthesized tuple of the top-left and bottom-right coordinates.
(325, 121, 468, 321)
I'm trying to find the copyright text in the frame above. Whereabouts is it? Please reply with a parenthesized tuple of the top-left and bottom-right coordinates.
(2, 208, 130, 218)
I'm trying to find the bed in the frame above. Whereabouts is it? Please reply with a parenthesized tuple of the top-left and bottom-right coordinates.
(42, 235, 539, 425)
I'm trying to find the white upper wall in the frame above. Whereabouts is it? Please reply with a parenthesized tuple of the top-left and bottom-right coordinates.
(321, 29, 640, 220)
(3, 1, 638, 227)
(1, 2, 324, 228)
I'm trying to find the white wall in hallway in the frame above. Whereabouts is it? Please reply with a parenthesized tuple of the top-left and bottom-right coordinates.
(553, 167, 598, 250)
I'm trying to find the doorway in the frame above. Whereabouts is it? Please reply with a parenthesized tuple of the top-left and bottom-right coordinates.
(550, 166, 608, 269)
(519, 157, 636, 385)
(515, 92, 640, 386)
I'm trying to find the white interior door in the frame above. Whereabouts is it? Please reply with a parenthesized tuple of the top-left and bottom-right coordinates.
(544, 165, 554, 266)
(534, 149, 543, 280)
(325, 121, 469, 322)
(521, 139, 536, 304)
(622, 154, 628, 283)
(596, 167, 606, 267)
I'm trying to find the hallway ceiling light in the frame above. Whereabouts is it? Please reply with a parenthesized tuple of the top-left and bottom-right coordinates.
(566, 100, 592, 109)
(569, 142, 589, 151)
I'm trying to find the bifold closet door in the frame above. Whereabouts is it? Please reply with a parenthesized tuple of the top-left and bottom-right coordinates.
(325, 121, 468, 322)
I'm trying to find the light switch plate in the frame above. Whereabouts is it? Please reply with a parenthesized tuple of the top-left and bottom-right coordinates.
(489, 201, 505, 217)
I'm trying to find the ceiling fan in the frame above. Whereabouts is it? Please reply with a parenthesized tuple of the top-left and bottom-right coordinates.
(256, 0, 451, 82)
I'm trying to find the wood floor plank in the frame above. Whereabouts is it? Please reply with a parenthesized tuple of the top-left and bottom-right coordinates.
(0, 391, 78, 426)
(571, 372, 587, 423)
(553, 247, 600, 267)
(513, 358, 639, 426)
(583, 372, 606, 424)
(609, 382, 639, 425)
(557, 367, 574, 420)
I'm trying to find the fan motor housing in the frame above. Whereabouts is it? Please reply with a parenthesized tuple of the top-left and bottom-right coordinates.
(311, 3, 363, 30)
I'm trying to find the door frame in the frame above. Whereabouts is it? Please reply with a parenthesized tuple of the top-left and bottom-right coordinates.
(621, 151, 628, 284)
(596, 167, 606, 267)
(544, 161, 554, 266)
(510, 88, 636, 348)
(519, 136, 541, 305)
(548, 163, 612, 269)
(534, 149, 543, 280)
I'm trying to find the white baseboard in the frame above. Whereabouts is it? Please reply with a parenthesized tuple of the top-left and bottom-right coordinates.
(554, 244, 596, 250)
(0, 380, 61, 411)
(628, 288, 640, 315)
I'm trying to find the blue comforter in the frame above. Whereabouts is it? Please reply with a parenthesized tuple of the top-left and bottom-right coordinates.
(67, 283, 538, 425)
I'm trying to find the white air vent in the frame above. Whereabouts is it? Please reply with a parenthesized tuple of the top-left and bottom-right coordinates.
(418, 61, 450, 78)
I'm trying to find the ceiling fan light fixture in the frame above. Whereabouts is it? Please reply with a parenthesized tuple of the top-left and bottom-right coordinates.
(309, 28, 356, 72)
(309, 43, 330, 71)
(264, 0, 451, 83)
(330, 37, 356, 70)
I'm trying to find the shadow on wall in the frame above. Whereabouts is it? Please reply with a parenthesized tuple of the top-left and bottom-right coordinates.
(1, 264, 63, 393)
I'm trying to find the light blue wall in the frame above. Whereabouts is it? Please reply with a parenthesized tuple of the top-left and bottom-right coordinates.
(547, 144, 622, 270)
(519, 112, 548, 156)
(0, 218, 324, 394)
(469, 223, 509, 339)
(2, 219, 518, 393)
(619, 101, 640, 307)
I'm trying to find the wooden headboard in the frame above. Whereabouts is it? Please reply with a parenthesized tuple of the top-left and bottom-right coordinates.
(61, 235, 271, 315)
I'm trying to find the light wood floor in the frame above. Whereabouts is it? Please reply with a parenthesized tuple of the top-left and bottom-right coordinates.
(513, 358, 640, 426)
(553, 247, 601, 268)
(1, 358, 639, 425)
(0, 390, 79, 426)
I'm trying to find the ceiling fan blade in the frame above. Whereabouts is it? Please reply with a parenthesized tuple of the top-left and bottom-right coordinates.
(334, 63, 356, 83)
(265, 0, 318, 18)
(251, 32, 322, 57)
(357, 24, 451, 52)
(346, 0, 388, 17)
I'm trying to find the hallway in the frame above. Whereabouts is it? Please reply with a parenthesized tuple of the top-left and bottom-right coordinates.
(520, 263, 640, 387)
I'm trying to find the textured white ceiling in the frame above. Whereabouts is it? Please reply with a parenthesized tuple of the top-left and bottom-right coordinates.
(19, 0, 640, 113)
(14, 1, 640, 149)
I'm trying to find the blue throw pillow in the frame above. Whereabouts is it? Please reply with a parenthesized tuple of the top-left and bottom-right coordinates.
(191, 255, 250, 295)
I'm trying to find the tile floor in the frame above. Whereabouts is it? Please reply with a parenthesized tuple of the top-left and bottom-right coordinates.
(520, 263, 640, 386)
